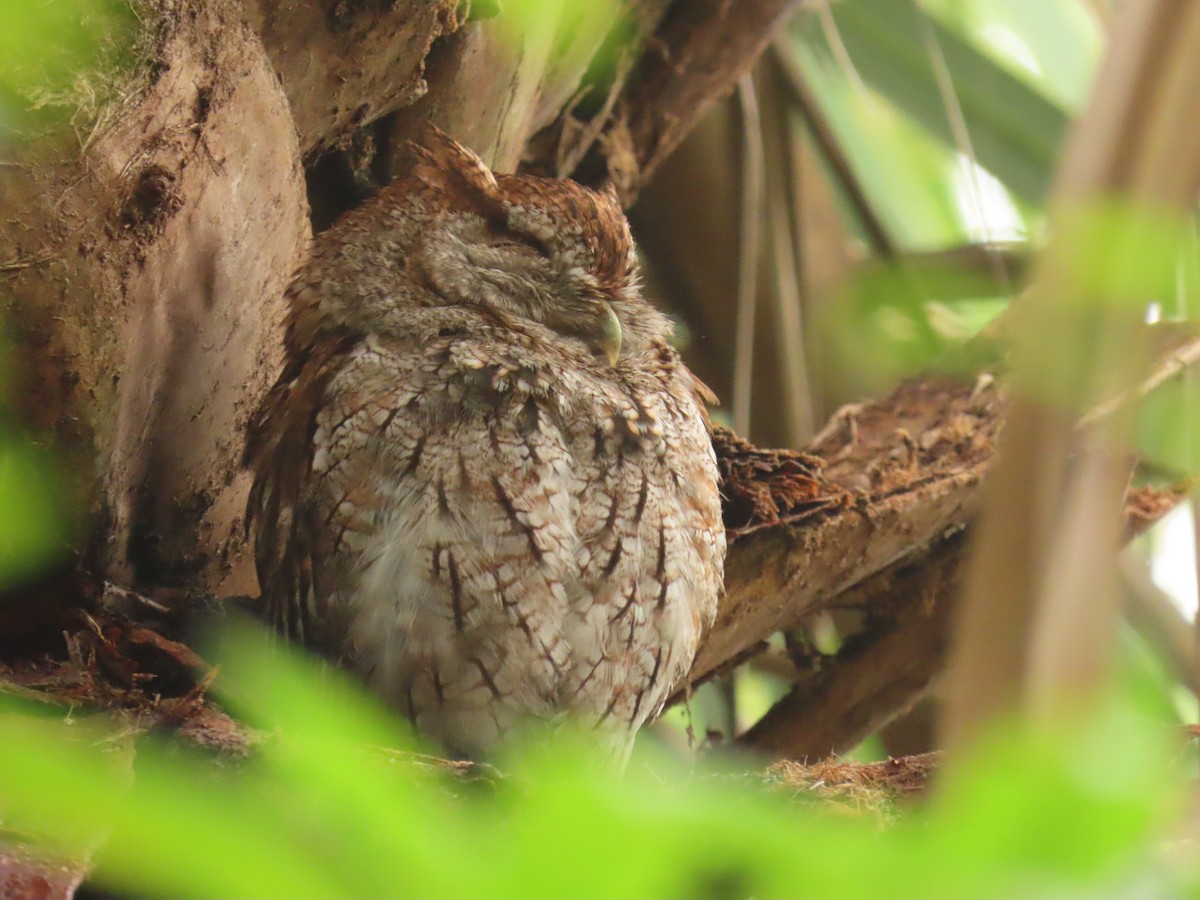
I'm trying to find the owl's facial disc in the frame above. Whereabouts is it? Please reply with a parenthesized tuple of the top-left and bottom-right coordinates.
(417, 215, 625, 364)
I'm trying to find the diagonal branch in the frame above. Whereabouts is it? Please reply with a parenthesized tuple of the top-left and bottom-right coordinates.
(737, 483, 1180, 761)
(592, 0, 807, 200)
(690, 373, 1000, 687)
(695, 323, 1200, 748)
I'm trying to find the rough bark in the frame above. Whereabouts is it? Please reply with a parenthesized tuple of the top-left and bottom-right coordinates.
(687, 374, 1000, 686)
(240, 0, 462, 156)
(2, 1, 308, 597)
(688, 325, 1199, 757)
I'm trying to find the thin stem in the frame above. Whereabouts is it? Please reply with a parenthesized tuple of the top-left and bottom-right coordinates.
(770, 35, 896, 259)
(733, 73, 766, 438)
(913, 0, 1014, 297)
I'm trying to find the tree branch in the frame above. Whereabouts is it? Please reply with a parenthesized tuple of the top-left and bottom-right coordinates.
(689, 373, 1001, 687)
(594, 0, 807, 200)
(736, 481, 1180, 761)
(741, 534, 964, 760)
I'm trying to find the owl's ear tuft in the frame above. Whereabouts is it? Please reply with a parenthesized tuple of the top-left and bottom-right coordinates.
(410, 126, 501, 214)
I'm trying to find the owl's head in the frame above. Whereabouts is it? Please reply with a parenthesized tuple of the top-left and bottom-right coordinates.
(293, 128, 668, 367)
(409, 130, 644, 366)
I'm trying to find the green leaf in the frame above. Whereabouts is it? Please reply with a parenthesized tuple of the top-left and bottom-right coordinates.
(0, 642, 1191, 899)
(0, 438, 68, 588)
(797, 0, 1070, 205)
(797, 55, 976, 250)
(0, 0, 137, 142)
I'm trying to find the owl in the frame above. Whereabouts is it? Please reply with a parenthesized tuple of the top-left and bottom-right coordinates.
(244, 129, 725, 765)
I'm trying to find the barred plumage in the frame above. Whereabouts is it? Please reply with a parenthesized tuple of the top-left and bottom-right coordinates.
(245, 129, 724, 764)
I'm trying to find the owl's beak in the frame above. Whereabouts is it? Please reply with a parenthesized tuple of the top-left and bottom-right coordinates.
(592, 302, 623, 366)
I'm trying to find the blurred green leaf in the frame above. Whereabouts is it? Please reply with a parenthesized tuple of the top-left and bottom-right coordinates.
(0, 0, 136, 143)
(922, 0, 1101, 110)
(797, 0, 1070, 206)
(491, 0, 626, 80)
(0, 630, 1191, 899)
(816, 257, 1006, 391)
(1138, 377, 1200, 476)
(0, 437, 68, 587)
(796, 52, 979, 251)
(1020, 198, 1190, 414)
(924, 699, 1179, 896)
(1052, 200, 1189, 305)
